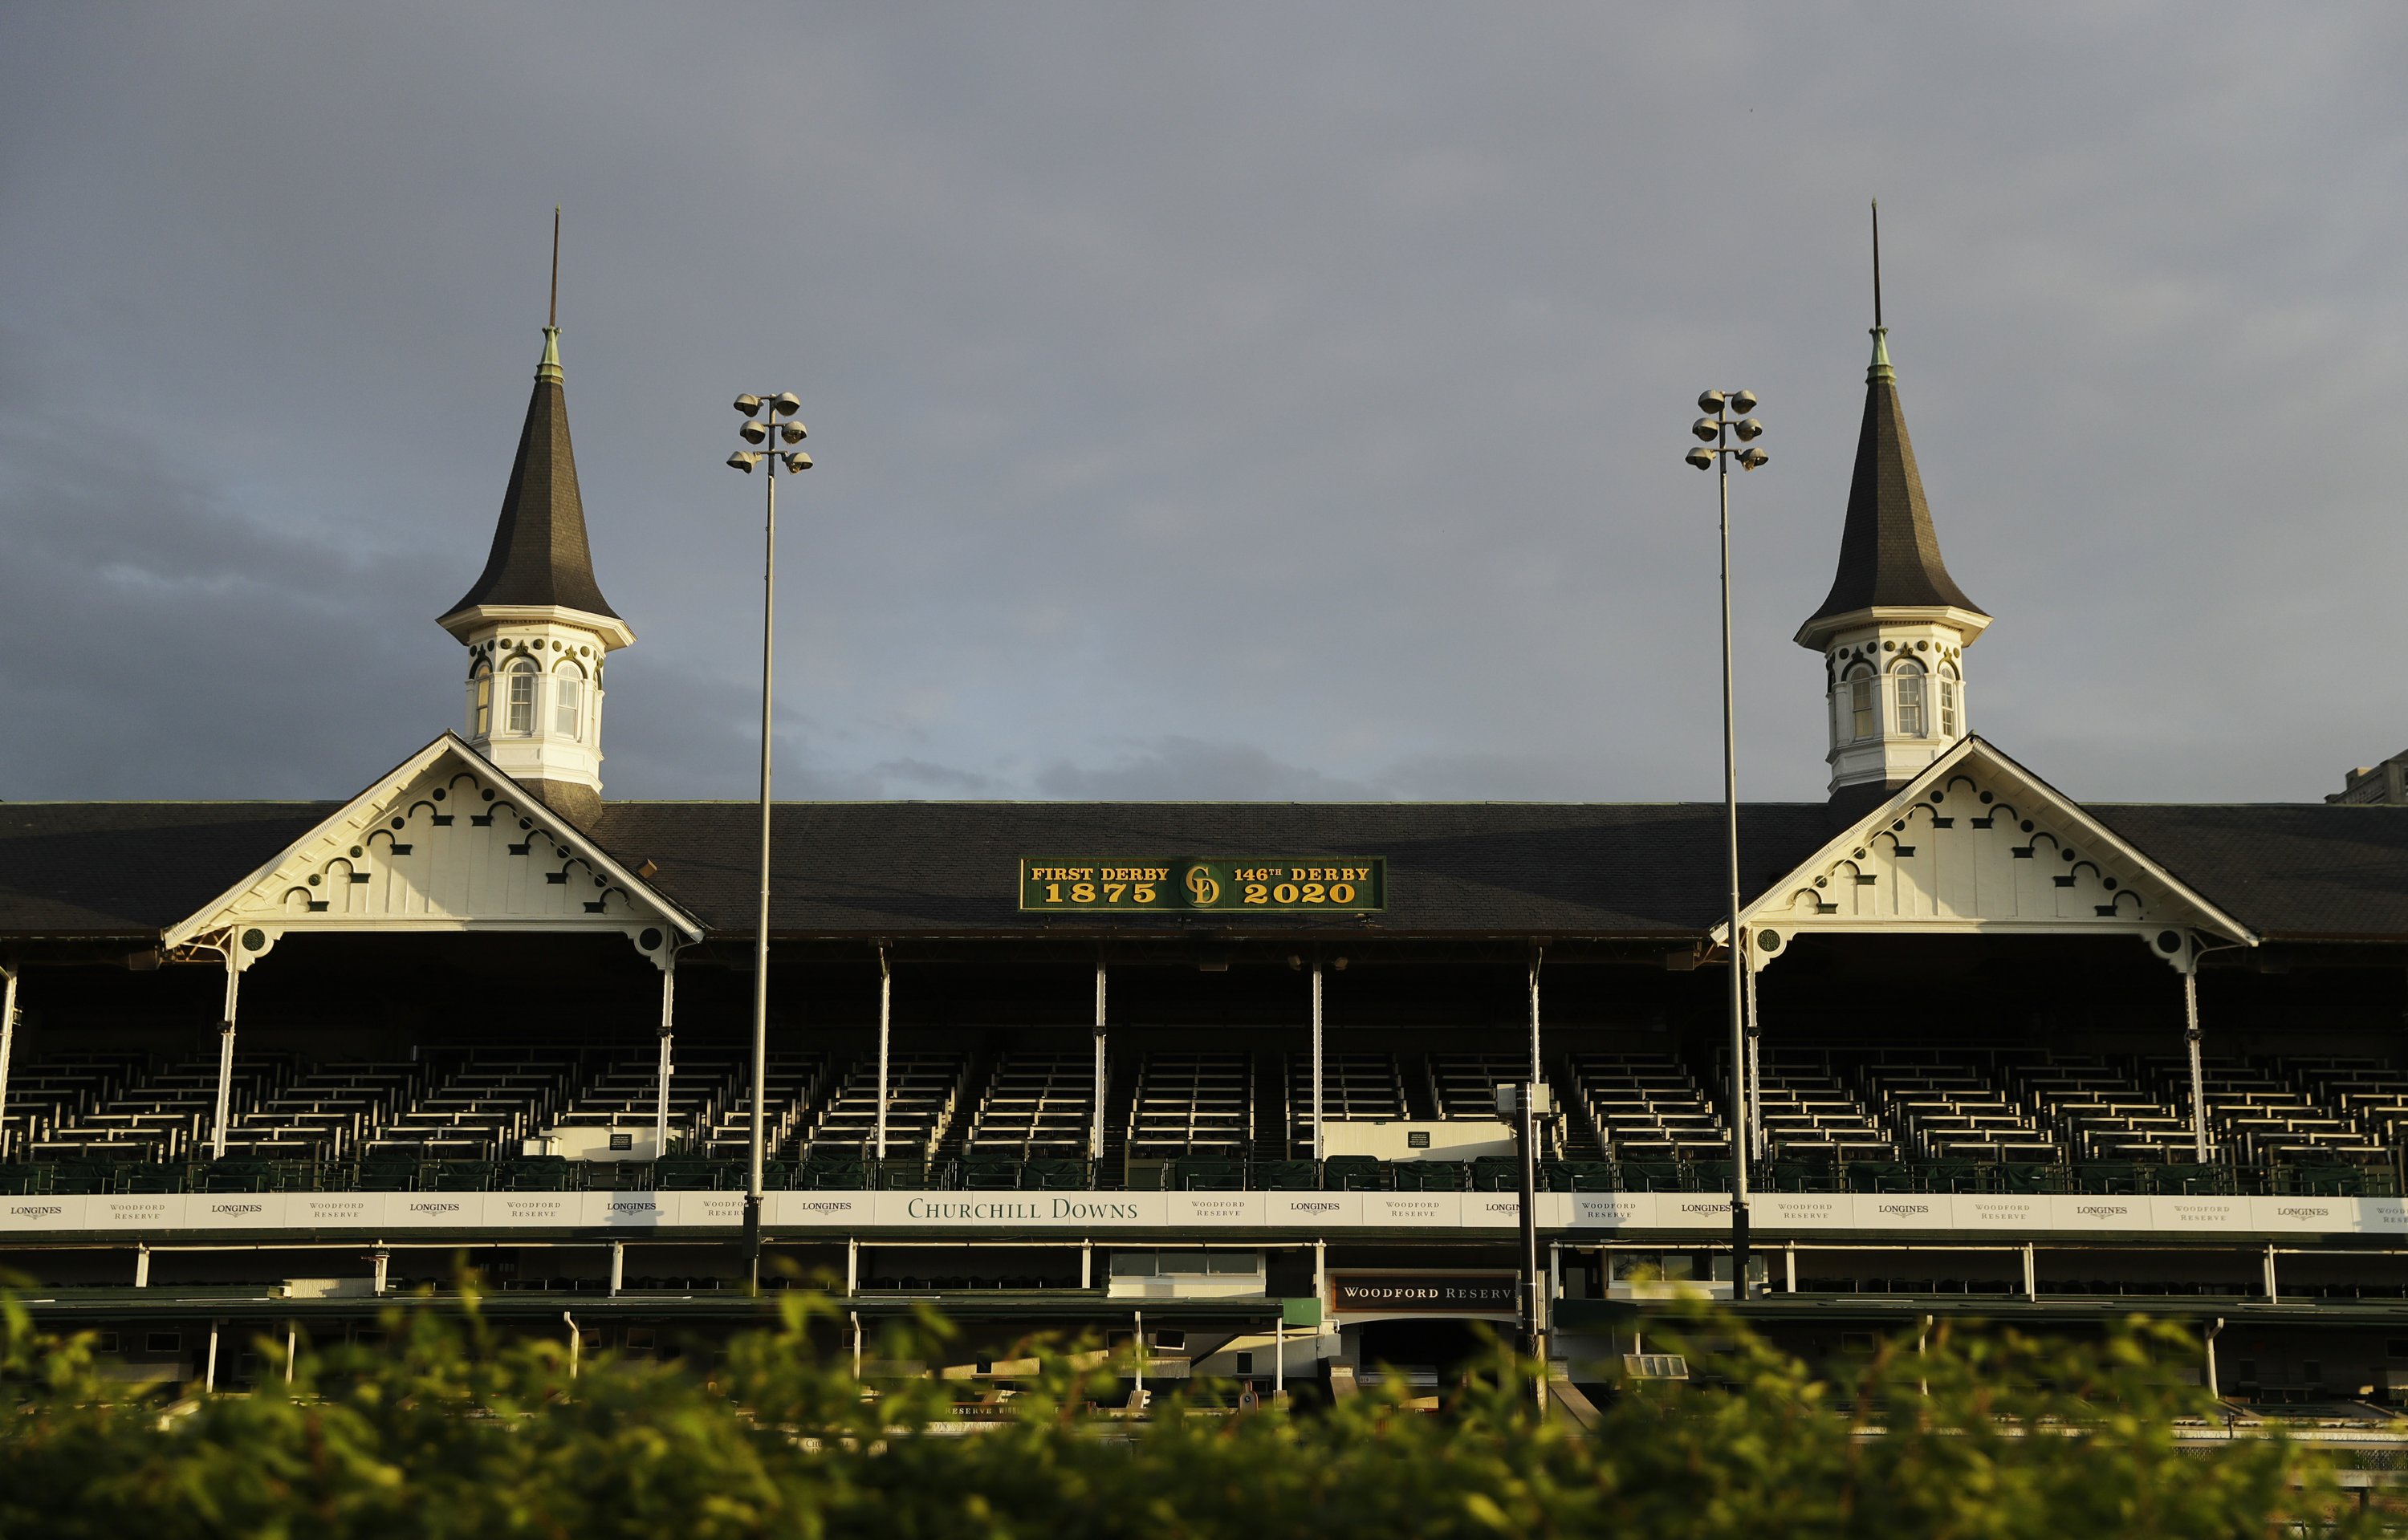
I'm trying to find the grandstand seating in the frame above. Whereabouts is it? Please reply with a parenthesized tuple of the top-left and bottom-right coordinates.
(963, 1051, 1096, 1160)
(4, 1042, 2406, 1195)
(1284, 1051, 1405, 1152)
(1125, 1051, 1251, 1161)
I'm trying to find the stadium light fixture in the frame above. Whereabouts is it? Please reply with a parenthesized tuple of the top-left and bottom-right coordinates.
(726, 387, 815, 1295)
(1682, 385, 1769, 1301)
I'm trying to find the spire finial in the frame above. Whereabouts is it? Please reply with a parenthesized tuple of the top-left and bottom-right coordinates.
(549, 205, 560, 329)
(1867, 199, 1893, 382)
(538, 207, 563, 383)
(1871, 198, 1882, 330)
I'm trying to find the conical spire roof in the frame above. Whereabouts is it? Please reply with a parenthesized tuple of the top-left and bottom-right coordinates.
(439, 327, 620, 627)
(1797, 327, 1984, 639)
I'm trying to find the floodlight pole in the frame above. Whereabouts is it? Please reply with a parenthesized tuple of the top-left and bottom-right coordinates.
(1687, 390, 1767, 1302)
(1717, 429, 1751, 1302)
(742, 451, 779, 1293)
(726, 392, 809, 1296)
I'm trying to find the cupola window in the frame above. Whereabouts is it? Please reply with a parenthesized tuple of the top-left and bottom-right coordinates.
(1846, 664, 1876, 741)
(1893, 660, 1928, 738)
(554, 664, 584, 740)
(469, 667, 492, 737)
(505, 660, 538, 736)
(1939, 664, 1960, 739)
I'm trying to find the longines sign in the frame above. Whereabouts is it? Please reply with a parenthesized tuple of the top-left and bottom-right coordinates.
(1019, 858, 1385, 913)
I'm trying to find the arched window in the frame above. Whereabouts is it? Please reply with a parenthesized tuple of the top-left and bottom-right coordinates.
(505, 660, 538, 736)
(1845, 664, 1876, 741)
(1893, 659, 1927, 738)
(469, 665, 492, 737)
(554, 663, 584, 740)
(1938, 664, 1960, 739)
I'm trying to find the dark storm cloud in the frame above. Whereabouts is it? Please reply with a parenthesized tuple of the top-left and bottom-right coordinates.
(2, 6, 2405, 806)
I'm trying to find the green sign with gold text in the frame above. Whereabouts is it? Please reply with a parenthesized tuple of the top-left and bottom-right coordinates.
(1019, 858, 1386, 912)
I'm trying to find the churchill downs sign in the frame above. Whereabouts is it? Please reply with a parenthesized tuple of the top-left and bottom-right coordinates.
(1019, 857, 1386, 912)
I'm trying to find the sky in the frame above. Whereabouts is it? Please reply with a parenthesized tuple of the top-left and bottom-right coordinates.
(2, 5, 2405, 807)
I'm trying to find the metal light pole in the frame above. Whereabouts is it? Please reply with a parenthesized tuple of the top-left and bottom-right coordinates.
(1686, 391, 1767, 1301)
(726, 393, 811, 1294)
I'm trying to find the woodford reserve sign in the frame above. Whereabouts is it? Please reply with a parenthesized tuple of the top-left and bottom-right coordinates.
(1019, 857, 1386, 912)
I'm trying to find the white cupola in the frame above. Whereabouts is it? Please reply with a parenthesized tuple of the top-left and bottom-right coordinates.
(1795, 319, 1989, 816)
(434, 320, 633, 825)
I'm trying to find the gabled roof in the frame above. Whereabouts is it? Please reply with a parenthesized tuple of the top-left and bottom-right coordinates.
(1797, 330, 1987, 643)
(1727, 736, 2255, 946)
(156, 734, 700, 950)
(437, 328, 620, 631)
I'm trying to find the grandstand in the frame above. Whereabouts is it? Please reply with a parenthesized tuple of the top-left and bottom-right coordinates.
(8, 289, 2408, 1409)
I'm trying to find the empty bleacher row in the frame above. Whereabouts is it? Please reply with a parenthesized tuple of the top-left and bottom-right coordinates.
(3, 1040, 2406, 1195)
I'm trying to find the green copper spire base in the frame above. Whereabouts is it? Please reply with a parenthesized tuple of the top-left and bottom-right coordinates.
(1867, 326, 1894, 384)
(536, 326, 563, 384)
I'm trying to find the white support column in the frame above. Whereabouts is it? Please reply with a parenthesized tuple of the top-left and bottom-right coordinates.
(1527, 947, 1543, 1087)
(1310, 958, 1325, 1164)
(1784, 1241, 1797, 1294)
(846, 1236, 859, 1296)
(874, 945, 891, 1163)
(134, 1245, 150, 1288)
(851, 1310, 863, 1378)
(2182, 960, 2210, 1164)
(1133, 1309, 1145, 1401)
(1091, 957, 1108, 1164)
(372, 1247, 389, 1296)
(205, 1321, 221, 1393)
(653, 957, 676, 1159)
(210, 949, 241, 1160)
(2263, 1244, 2279, 1302)
(2022, 1242, 2036, 1301)
(1273, 1317, 1285, 1399)
(1743, 934, 1764, 1164)
(2205, 1317, 2224, 1401)
(285, 1323, 297, 1384)
(609, 1241, 625, 1297)
(0, 963, 18, 1159)
(1080, 1240, 1093, 1290)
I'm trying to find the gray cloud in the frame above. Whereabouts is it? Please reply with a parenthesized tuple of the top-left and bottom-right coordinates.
(3, 6, 2406, 807)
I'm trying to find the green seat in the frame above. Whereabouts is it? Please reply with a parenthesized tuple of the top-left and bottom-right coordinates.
(1395, 1160, 1468, 1192)
(0, 1164, 54, 1196)
(795, 1158, 864, 1191)
(1545, 1160, 1617, 1193)
(2154, 1162, 2230, 1197)
(117, 1163, 185, 1193)
(1846, 1161, 1913, 1194)
(1469, 1156, 1521, 1193)
(433, 1160, 495, 1191)
(1024, 1158, 1090, 1190)
(961, 1160, 1024, 1190)
(357, 1158, 421, 1192)
(653, 1158, 728, 1191)
(1177, 1158, 1246, 1191)
(1323, 1156, 1391, 1192)
(199, 1160, 272, 1193)
(1617, 1161, 1684, 1193)
(2075, 1161, 2147, 1195)
(1121, 1159, 1173, 1191)
(873, 1159, 928, 1190)
(1253, 1160, 1317, 1190)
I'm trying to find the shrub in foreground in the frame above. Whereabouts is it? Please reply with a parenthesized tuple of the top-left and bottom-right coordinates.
(0, 1289, 2394, 1538)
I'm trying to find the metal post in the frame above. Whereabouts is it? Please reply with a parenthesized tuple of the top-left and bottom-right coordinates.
(1743, 934, 1764, 1163)
(205, 1321, 220, 1392)
(743, 456, 779, 1294)
(2263, 1244, 2279, 1302)
(2183, 961, 2210, 1164)
(1080, 1240, 1092, 1289)
(608, 1241, 624, 1297)
(1717, 430, 1752, 1300)
(851, 1310, 862, 1378)
(2205, 1317, 2224, 1401)
(654, 957, 675, 1159)
(0, 964, 18, 1158)
(1273, 1314, 1285, 1399)
(563, 1311, 580, 1379)
(285, 1323, 297, 1384)
(1134, 1309, 1146, 1403)
(134, 1245, 149, 1288)
(845, 1236, 858, 1296)
(372, 1247, 388, 1296)
(1517, 1083, 1540, 1360)
(1310, 957, 1324, 1164)
(874, 945, 892, 1164)
(1091, 956, 1108, 1165)
(211, 950, 240, 1160)
(2022, 1242, 2036, 1300)
(1527, 946, 1543, 1087)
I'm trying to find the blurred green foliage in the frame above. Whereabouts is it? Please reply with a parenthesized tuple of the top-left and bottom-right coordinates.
(0, 1286, 2394, 1538)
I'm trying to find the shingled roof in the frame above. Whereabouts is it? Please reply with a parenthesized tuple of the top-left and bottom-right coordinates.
(1798, 330, 1985, 640)
(438, 328, 619, 627)
(6, 799, 2408, 945)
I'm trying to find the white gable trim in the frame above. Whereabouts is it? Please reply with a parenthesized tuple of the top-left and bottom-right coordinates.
(1717, 737, 2255, 956)
(160, 733, 702, 957)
